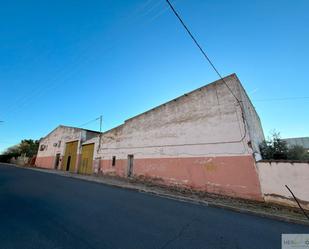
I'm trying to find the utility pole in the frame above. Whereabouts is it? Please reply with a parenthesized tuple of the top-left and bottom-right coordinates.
(98, 115, 103, 152)
(99, 115, 102, 134)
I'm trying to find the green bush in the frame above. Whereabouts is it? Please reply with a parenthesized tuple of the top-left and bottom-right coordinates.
(287, 145, 309, 160)
(0, 139, 39, 163)
(259, 132, 288, 160)
(259, 132, 308, 160)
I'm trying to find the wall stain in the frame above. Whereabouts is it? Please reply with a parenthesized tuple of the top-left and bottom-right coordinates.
(204, 162, 216, 171)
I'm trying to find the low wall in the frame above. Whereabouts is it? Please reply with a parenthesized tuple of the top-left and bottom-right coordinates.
(10, 156, 29, 166)
(257, 161, 309, 210)
(99, 155, 263, 201)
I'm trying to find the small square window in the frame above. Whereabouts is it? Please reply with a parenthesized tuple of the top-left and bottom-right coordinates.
(112, 156, 116, 166)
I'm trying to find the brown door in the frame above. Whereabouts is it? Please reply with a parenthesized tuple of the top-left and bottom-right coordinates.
(62, 141, 78, 172)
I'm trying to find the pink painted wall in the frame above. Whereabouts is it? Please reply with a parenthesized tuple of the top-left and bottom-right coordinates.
(257, 161, 309, 209)
(35, 156, 54, 169)
(100, 159, 127, 176)
(100, 155, 262, 200)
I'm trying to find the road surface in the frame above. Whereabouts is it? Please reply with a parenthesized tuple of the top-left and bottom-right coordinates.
(0, 164, 308, 249)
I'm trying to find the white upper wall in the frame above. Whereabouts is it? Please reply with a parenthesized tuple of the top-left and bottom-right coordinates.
(37, 126, 82, 157)
(235, 76, 265, 160)
(96, 74, 260, 160)
(37, 74, 264, 162)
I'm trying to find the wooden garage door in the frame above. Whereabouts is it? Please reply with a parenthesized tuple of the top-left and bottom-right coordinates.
(79, 143, 94, 175)
(62, 141, 78, 172)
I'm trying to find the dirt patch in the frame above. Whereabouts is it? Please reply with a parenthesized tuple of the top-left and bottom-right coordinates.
(128, 175, 309, 222)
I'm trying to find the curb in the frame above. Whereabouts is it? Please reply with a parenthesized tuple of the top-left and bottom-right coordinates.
(3, 163, 309, 226)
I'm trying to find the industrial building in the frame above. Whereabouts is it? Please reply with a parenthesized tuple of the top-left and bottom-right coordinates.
(35, 126, 99, 173)
(36, 74, 265, 200)
(282, 137, 309, 152)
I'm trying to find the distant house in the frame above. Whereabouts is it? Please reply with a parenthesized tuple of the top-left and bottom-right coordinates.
(282, 137, 309, 152)
(35, 74, 265, 201)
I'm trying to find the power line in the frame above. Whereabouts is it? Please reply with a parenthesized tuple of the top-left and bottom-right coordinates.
(166, 0, 241, 104)
(165, 0, 247, 142)
(78, 117, 101, 128)
(98, 115, 103, 152)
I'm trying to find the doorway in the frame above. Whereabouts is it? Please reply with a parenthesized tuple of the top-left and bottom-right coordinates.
(66, 156, 71, 171)
(62, 141, 78, 172)
(54, 153, 61, 169)
(79, 143, 94, 175)
(127, 155, 134, 177)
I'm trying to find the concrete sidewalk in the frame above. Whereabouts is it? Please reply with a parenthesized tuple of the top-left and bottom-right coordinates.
(14, 164, 309, 226)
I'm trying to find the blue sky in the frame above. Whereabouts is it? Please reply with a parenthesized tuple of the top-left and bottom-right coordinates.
(0, 0, 308, 152)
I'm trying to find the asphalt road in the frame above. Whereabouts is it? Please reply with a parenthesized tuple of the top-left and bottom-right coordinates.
(0, 164, 308, 249)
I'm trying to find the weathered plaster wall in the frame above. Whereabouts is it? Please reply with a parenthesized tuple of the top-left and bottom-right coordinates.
(98, 75, 249, 158)
(236, 76, 265, 161)
(35, 126, 82, 169)
(257, 161, 309, 210)
(35, 156, 55, 169)
(95, 74, 263, 200)
(34, 75, 264, 201)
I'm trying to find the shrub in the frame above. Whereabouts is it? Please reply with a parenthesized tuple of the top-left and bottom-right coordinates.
(0, 139, 39, 163)
(259, 132, 309, 160)
(287, 145, 309, 160)
(259, 132, 288, 160)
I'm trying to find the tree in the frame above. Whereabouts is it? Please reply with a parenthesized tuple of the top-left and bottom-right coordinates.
(3, 145, 20, 156)
(259, 131, 288, 160)
(260, 131, 309, 160)
(0, 139, 39, 163)
(19, 139, 39, 157)
(0, 145, 20, 163)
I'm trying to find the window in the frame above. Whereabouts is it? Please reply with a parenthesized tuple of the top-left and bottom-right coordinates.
(112, 156, 116, 166)
(40, 145, 46, 151)
(58, 140, 61, 148)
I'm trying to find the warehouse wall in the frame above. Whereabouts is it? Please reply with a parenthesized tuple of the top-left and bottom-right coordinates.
(35, 126, 82, 169)
(236, 76, 265, 161)
(95, 74, 263, 200)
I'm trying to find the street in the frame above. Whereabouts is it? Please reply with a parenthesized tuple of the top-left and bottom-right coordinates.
(0, 164, 308, 249)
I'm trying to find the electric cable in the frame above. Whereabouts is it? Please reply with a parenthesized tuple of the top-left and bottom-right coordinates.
(166, 0, 247, 142)
(78, 117, 100, 128)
